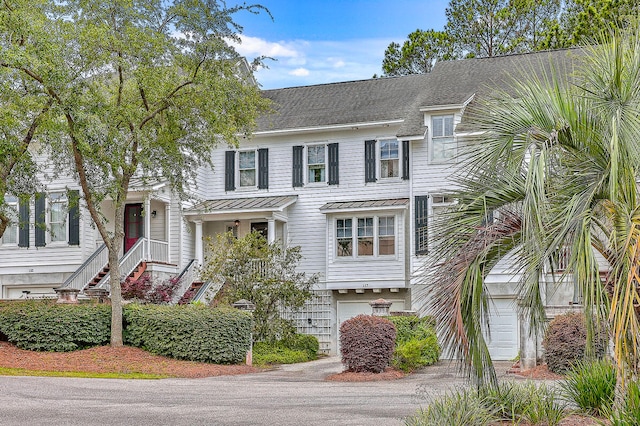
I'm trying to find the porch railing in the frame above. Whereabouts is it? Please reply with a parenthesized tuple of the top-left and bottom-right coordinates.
(172, 259, 198, 304)
(149, 239, 169, 263)
(98, 238, 146, 292)
(60, 244, 108, 291)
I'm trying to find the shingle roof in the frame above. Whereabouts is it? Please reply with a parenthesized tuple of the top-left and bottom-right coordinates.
(187, 196, 297, 214)
(253, 49, 582, 139)
(256, 74, 431, 134)
(320, 198, 409, 212)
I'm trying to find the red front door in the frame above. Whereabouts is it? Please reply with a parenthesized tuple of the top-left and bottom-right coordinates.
(124, 204, 143, 253)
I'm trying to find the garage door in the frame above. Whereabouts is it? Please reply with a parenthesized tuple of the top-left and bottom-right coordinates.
(486, 298, 519, 360)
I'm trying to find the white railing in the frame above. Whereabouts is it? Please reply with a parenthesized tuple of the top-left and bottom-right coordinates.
(61, 244, 108, 291)
(98, 238, 146, 292)
(149, 239, 169, 263)
(555, 245, 570, 272)
(193, 280, 223, 304)
(172, 259, 198, 304)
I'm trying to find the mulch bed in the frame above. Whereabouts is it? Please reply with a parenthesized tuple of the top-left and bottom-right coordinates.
(0, 341, 259, 378)
(325, 366, 405, 382)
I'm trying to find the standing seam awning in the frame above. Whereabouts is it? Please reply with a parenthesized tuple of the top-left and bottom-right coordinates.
(185, 195, 298, 216)
(320, 198, 409, 213)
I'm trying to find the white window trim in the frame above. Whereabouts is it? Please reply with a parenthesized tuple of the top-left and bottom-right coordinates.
(48, 192, 69, 245)
(334, 213, 398, 260)
(305, 142, 328, 186)
(236, 149, 258, 189)
(429, 114, 457, 163)
(378, 138, 401, 181)
(0, 196, 19, 247)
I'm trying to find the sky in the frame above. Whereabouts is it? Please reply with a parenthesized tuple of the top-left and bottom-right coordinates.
(231, 0, 449, 89)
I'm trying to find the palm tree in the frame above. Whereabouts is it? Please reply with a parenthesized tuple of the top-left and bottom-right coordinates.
(421, 25, 640, 397)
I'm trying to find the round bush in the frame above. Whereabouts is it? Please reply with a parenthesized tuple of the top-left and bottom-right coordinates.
(542, 312, 607, 374)
(340, 314, 396, 373)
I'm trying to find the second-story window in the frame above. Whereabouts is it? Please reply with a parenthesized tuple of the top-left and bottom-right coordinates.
(239, 151, 256, 187)
(225, 149, 268, 191)
(380, 139, 399, 178)
(307, 145, 326, 183)
(431, 115, 455, 162)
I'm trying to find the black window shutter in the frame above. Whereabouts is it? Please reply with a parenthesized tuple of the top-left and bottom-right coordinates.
(224, 151, 235, 191)
(18, 199, 29, 248)
(328, 143, 339, 185)
(292, 146, 304, 187)
(364, 140, 376, 182)
(257, 148, 269, 189)
(402, 140, 410, 180)
(35, 192, 46, 247)
(68, 190, 80, 246)
(415, 195, 429, 255)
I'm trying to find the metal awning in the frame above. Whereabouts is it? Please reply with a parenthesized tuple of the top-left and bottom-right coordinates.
(185, 195, 298, 217)
(320, 198, 409, 214)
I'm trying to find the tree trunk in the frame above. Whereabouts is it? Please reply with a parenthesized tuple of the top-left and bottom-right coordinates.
(108, 245, 123, 347)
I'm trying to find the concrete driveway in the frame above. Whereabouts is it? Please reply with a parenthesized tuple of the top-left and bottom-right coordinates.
(0, 357, 515, 426)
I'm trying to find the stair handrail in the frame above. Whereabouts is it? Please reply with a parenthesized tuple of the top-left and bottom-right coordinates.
(60, 243, 108, 291)
(97, 238, 146, 292)
(192, 280, 224, 304)
(171, 259, 198, 304)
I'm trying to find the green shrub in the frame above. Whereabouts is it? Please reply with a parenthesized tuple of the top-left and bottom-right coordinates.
(252, 333, 319, 365)
(0, 301, 110, 351)
(542, 312, 607, 374)
(405, 387, 494, 426)
(123, 304, 251, 364)
(561, 359, 615, 416)
(340, 314, 396, 373)
(280, 333, 319, 358)
(253, 342, 309, 365)
(388, 316, 440, 372)
(482, 382, 566, 425)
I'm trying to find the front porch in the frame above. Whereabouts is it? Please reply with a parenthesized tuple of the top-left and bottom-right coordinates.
(184, 195, 297, 266)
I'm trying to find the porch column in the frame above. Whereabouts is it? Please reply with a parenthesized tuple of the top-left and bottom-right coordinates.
(165, 203, 171, 263)
(144, 197, 151, 260)
(267, 219, 276, 243)
(194, 219, 204, 266)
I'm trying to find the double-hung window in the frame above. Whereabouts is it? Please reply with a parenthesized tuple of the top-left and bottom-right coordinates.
(379, 139, 399, 178)
(1, 196, 19, 245)
(431, 115, 455, 161)
(307, 145, 326, 183)
(49, 193, 68, 243)
(336, 215, 395, 258)
(225, 149, 269, 191)
(238, 151, 256, 187)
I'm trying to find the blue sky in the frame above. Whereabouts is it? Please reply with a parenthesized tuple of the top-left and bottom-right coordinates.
(231, 0, 449, 89)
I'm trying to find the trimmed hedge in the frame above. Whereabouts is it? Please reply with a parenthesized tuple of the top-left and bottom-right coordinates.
(388, 315, 441, 372)
(0, 301, 111, 351)
(123, 304, 252, 364)
(340, 314, 396, 373)
(542, 312, 607, 374)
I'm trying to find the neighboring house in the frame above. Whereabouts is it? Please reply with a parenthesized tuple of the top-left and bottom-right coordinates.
(0, 49, 585, 365)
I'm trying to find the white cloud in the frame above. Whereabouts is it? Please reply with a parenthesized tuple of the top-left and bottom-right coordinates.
(289, 68, 310, 77)
(234, 35, 393, 89)
(232, 35, 299, 58)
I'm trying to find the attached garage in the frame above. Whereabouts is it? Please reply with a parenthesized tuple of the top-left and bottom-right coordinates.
(485, 298, 519, 360)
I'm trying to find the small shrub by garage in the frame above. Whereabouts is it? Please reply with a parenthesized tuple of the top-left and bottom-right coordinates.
(388, 315, 441, 372)
(0, 300, 111, 351)
(253, 333, 319, 365)
(542, 312, 607, 374)
(340, 314, 396, 373)
(123, 304, 251, 364)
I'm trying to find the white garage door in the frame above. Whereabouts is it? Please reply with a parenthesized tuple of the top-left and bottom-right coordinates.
(486, 298, 519, 360)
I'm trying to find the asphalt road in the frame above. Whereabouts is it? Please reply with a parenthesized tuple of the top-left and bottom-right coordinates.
(0, 358, 514, 426)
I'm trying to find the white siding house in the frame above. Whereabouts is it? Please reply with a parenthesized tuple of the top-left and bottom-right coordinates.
(0, 49, 584, 363)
